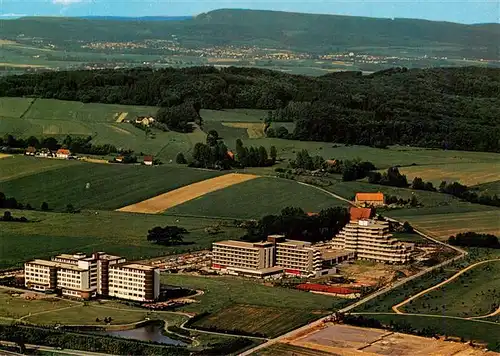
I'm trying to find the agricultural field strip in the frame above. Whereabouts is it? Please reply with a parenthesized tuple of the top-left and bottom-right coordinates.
(392, 259, 500, 316)
(350, 312, 500, 326)
(117, 173, 259, 214)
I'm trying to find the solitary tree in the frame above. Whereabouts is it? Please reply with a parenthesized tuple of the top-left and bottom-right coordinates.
(270, 146, 277, 163)
(176, 152, 187, 164)
(147, 226, 187, 245)
(41, 202, 49, 211)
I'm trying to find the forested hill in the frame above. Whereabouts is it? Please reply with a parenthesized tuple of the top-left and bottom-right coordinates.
(1, 9, 499, 57)
(1, 66, 499, 152)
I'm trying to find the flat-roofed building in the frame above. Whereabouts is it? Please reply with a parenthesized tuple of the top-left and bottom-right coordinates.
(212, 240, 275, 273)
(275, 240, 322, 276)
(332, 219, 413, 264)
(108, 263, 160, 302)
(24, 260, 58, 292)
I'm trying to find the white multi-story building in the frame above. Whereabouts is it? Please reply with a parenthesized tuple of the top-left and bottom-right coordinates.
(332, 219, 413, 264)
(24, 252, 157, 301)
(109, 263, 160, 302)
(275, 240, 322, 276)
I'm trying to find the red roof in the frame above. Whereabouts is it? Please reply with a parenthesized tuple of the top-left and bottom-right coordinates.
(56, 149, 70, 155)
(227, 151, 235, 159)
(307, 212, 319, 217)
(296, 283, 358, 295)
(143, 156, 153, 162)
(355, 192, 384, 202)
(350, 207, 373, 221)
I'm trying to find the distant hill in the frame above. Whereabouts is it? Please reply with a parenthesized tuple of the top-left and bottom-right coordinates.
(1, 9, 498, 57)
(77, 16, 192, 21)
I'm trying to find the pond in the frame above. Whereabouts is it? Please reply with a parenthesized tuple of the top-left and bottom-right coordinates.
(93, 323, 187, 346)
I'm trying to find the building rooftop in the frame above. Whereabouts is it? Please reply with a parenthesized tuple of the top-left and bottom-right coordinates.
(27, 259, 86, 271)
(350, 207, 373, 221)
(320, 249, 354, 260)
(54, 253, 86, 261)
(114, 263, 157, 271)
(278, 240, 312, 247)
(213, 240, 260, 249)
(355, 192, 384, 201)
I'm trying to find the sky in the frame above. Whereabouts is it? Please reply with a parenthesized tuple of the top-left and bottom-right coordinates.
(0, 0, 498, 24)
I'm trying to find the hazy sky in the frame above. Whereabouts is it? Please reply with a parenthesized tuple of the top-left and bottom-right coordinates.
(1, 0, 498, 23)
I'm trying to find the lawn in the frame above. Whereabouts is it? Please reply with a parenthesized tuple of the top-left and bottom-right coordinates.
(472, 180, 500, 195)
(0, 289, 76, 319)
(0, 158, 222, 211)
(386, 209, 500, 240)
(25, 304, 188, 327)
(397, 162, 500, 186)
(0, 209, 245, 269)
(402, 260, 500, 318)
(0, 97, 34, 118)
(192, 304, 326, 338)
(166, 177, 348, 219)
(162, 274, 347, 338)
(0, 155, 80, 182)
(360, 314, 500, 350)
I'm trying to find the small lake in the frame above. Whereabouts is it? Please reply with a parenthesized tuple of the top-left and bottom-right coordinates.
(93, 323, 187, 346)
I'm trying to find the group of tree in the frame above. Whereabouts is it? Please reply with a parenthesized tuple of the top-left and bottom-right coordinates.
(243, 206, 350, 243)
(147, 226, 187, 245)
(368, 167, 409, 187)
(385, 195, 420, 207)
(0, 211, 28, 222)
(156, 102, 201, 133)
(448, 232, 499, 248)
(0, 192, 48, 211)
(290, 150, 376, 182)
(438, 181, 500, 208)
(1, 66, 498, 152)
(186, 131, 276, 170)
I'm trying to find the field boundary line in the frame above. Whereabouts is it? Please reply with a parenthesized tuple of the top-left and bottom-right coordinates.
(180, 318, 269, 341)
(469, 306, 500, 320)
(19, 98, 37, 119)
(19, 304, 83, 321)
(392, 258, 500, 314)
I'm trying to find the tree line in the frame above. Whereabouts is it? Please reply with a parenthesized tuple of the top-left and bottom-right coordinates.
(243, 206, 350, 243)
(1, 66, 498, 152)
(448, 232, 499, 248)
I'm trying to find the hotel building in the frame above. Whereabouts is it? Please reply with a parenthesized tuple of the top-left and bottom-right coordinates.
(109, 263, 160, 302)
(331, 219, 413, 264)
(211, 235, 352, 278)
(24, 252, 159, 301)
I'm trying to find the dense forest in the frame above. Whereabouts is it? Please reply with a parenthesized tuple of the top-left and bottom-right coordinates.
(1, 9, 498, 57)
(1, 66, 499, 152)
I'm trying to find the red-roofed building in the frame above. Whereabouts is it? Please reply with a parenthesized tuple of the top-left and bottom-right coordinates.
(355, 192, 385, 207)
(144, 156, 153, 166)
(56, 149, 71, 159)
(227, 151, 235, 160)
(349, 207, 373, 222)
(296, 283, 360, 298)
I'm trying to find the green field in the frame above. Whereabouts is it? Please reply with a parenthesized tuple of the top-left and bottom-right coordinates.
(0, 155, 81, 182)
(166, 177, 348, 219)
(0, 289, 76, 319)
(403, 261, 500, 318)
(0, 209, 245, 269)
(192, 304, 326, 338)
(0, 157, 222, 211)
(162, 274, 346, 338)
(386, 209, 500, 240)
(200, 109, 267, 122)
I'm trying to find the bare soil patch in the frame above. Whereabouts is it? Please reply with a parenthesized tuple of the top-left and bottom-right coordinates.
(115, 112, 128, 123)
(117, 173, 258, 214)
(221, 122, 266, 138)
(0, 154, 12, 159)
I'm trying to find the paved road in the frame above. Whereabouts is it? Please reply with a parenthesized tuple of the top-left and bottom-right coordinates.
(351, 312, 500, 326)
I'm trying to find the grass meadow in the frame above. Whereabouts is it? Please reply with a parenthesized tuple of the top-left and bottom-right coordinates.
(0, 158, 222, 211)
(166, 177, 348, 219)
(402, 260, 500, 318)
(0, 209, 245, 269)
(162, 274, 347, 337)
(192, 304, 326, 338)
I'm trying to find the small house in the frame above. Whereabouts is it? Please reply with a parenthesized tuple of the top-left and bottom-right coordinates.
(135, 116, 155, 126)
(56, 149, 71, 159)
(115, 156, 124, 163)
(144, 156, 153, 166)
(227, 150, 235, 160)
(355, 192, 385, 207)
(37, 148, 52, 158)
(25, 146, 37, 156)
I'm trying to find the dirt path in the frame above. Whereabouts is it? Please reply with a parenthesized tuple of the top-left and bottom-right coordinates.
(117, 173, 259, 214)
(392, 259, 500, 314)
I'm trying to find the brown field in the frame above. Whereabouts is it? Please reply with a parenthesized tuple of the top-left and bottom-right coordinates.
(398, 163, 500, 186)
(281, 324, 498, 356)
(115, 112, 128, 123)
(402, 210, 500, 240)
(0, 62, 46, 68)
(117, 173, 259, 214)
(222, 122, 266, 138)
(0, 154, 12, 159)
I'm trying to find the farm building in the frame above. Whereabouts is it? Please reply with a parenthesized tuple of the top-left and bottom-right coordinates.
(135, 116, 155, 126)
(296, 283, 360, 298)
(25, 146, 37, 156)
(355, 192, 385, 207)
(56, 149, 71, 159)
(143, 156, 154, 166)
(115, 155, 124, 163)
